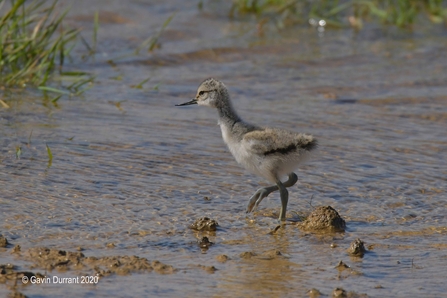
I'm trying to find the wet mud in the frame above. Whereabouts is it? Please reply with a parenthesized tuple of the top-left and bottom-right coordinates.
(3, 246, 177, 282)
(1, 244, 177, 297)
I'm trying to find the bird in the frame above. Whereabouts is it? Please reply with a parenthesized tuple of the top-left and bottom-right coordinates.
(176, 78, 317, 222)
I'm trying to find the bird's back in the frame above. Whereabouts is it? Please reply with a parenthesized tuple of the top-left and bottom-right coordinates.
(220, 120, 317, 182)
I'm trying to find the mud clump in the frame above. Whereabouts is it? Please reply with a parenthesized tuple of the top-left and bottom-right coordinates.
(0, 234, 9, 247)
(298, 206, 346, 233)
(190, 217, 218, 231)
(215, 254, 229, 263)
(12, 245, 21, 253)
(198, 236, 214, 250)
(35, 247, 83, 266)
(0, 263, 45, 292)
(332, 287, 368, 298)
(240, 251, 257, 259)
(335, 260, 350, 271)
(348, 238, 366, 257)
(23, 247, 176, 277)
(308, 288, 322, 297)
(335, 260, 363, 279)
(239, 249, 286, 261)
(105, 242, 116, 249)
(332, 287, 347, 297)
(197, 264, 218, 273)
(8, 291, 27, 298)
(259, 249, 284, 260)
(27, 247, 85, 272)
(151, 260, 176, 274)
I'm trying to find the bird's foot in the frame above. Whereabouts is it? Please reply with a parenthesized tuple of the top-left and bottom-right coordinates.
(267, 220, 288, 234)
(246, 187, 274, 213)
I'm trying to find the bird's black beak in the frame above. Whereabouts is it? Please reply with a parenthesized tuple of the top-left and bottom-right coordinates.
(175, 99, 197, 106)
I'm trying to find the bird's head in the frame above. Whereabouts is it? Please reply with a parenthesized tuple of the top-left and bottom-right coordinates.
(176, 78, 225, 108)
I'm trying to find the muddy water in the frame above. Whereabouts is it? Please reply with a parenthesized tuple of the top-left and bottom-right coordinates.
(1, 0, 447, 297)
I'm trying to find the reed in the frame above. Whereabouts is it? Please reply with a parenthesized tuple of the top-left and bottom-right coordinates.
(230, 0, 447, 28)
(0, 0, 89, 92)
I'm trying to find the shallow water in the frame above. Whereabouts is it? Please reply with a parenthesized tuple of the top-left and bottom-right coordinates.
(1, 0, 447, 297)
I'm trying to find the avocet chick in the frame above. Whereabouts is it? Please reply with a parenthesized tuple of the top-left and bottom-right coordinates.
(176, 78, 317, 222)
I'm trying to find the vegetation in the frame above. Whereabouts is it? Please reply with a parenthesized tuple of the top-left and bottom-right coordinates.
(230, 0, 447, 28)
(135, 13, 175, 54)
(0, 0, 92, 96)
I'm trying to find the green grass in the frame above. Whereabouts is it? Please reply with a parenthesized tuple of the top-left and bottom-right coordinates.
(46, 143, 53, 167)
(135, 13, 175, 54)
(0, 0, 172, 98)
(0, 0, 91, 94)
(230, 0, 447, 28)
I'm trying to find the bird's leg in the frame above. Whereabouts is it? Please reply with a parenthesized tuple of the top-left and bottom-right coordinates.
(276, 179, 289, 222)
(283, 172, 298, 188)
(246, 185, 277, 213)
(246, 173, 298, 213)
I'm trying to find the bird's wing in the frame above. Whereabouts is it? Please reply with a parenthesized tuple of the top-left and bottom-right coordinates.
(243, 128, 316, 156)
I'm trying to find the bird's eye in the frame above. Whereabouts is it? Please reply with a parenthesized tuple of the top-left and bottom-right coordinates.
(199, 91, 204, 96)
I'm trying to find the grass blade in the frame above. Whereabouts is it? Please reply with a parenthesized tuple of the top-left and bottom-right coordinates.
(46, 143, 53, 167)
(51, 94, 62, 102)
(131, 77, 150, 89)
(16, 146, 22, 159)
(38, 86, 71, 94)
(1, 0, 91, 95)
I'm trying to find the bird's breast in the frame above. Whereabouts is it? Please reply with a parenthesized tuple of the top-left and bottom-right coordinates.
(219, 122, 261, 174)
(220, 123, 247, 162)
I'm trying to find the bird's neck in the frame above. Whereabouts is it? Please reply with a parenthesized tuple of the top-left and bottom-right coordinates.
(217, 99, 240, 127)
